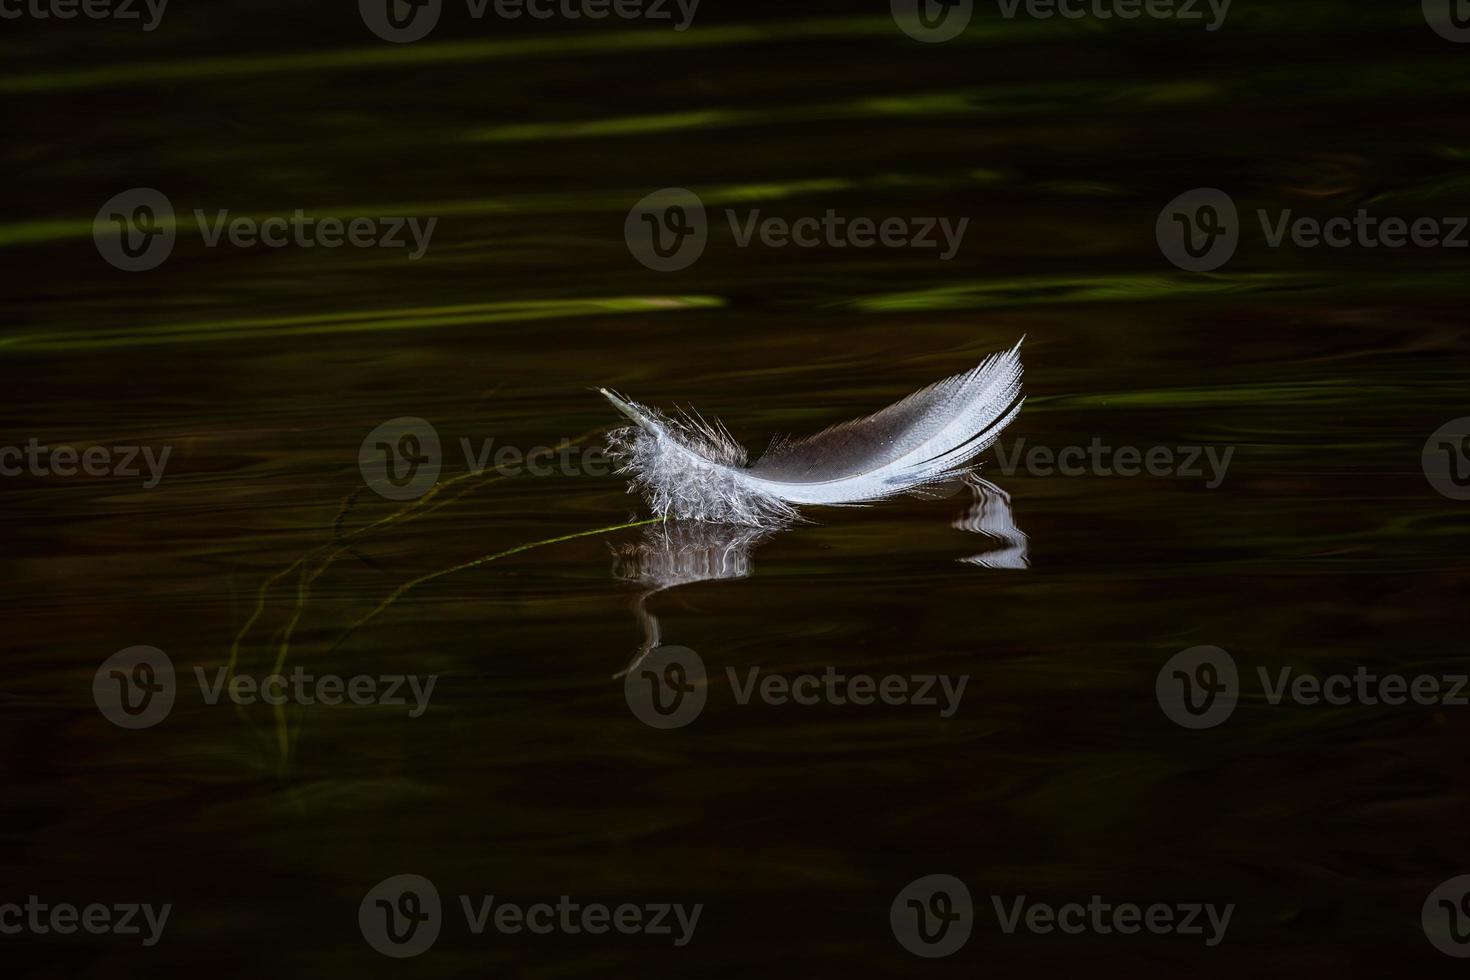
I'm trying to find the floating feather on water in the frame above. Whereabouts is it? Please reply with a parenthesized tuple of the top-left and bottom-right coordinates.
(601, 340, 1024, 526)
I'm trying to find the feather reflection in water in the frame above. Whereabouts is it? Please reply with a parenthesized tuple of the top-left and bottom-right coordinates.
(611, 522, 772, 677)
(610, 479, 1025, 674)
(954, 475, 1029, 569)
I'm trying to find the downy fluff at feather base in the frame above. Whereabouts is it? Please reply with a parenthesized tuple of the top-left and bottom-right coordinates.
(602, 340, 1024, 527)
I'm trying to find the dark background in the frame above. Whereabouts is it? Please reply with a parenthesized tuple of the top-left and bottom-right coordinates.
(3, 0, 1469, 976)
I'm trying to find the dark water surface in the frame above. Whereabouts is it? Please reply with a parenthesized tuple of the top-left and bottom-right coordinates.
(4, 2, 1470, 976)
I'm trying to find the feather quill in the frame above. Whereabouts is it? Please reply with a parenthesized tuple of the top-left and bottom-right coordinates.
(602, 340, 1024, 526)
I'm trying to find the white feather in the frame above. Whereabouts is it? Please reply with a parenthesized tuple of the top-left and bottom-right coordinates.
(603, 340, 1024, 527)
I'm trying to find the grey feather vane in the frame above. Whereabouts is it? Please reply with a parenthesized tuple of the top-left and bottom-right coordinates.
(601, 340, 1024, 527)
